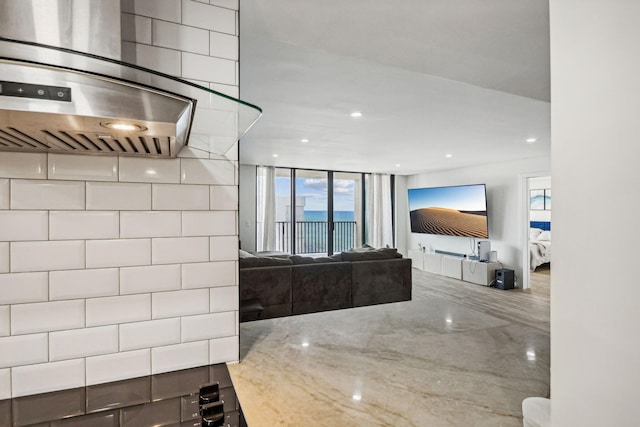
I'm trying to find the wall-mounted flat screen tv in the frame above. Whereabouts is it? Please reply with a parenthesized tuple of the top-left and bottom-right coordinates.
(408, 184, 488, 238)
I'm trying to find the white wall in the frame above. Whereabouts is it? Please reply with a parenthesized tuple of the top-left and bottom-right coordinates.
(406, 156, 550, 284)
(550, 1, 640, 425)
(0, 0, 241, 398)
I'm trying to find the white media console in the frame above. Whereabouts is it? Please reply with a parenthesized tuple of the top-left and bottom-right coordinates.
(408, 250, 501, 286)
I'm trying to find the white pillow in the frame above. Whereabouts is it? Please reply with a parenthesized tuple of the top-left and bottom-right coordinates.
(530, 228, 543, 240)
(537, 230, 551, 241)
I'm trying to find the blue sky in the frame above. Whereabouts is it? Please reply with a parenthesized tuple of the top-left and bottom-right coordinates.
(408, 184, 486, 212)
(276, 177, 355, 211)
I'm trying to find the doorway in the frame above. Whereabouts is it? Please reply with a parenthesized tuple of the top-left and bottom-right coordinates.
(522, 174, 551, 291)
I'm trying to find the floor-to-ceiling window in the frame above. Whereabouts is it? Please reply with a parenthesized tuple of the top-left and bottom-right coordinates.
(294, 169, 329, 254)
(259, 167, 367, 255)
(333, 172, 362, 254)
(257, 166, 395, 254)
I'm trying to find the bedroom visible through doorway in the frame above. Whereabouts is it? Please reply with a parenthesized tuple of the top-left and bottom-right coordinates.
(528, 176, 551, 294)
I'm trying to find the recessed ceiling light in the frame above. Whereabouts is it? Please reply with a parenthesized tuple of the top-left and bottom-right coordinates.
(445, 154, 453, 158)
(272, 154, 279, 158)
(350, 111, 363, 118)
(352, 394, 362, 401)
(526, 138, 537, 144)
(301, 139, 309, 143)
(395, 164, 401, 167)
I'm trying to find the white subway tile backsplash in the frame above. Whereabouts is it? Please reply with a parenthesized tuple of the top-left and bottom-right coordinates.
(86, 294, 151, 327)
(182, 53, 236, 85)
(120, 264, 181, 294)
(151, 341, 208, 374)
(209, 286, 238, 312)
(152, 184, 209, 210)
(86, 349, 151, 385)
(152, 289, 209, 319)
(209, 336, 238, 364)
(48, 154, 118, 181)
(223, 141, 239, 161)
(11, 241, 85, 272)
(0, 272, 48, 304)
(177, 146, 210, 159)
(11, 180, 85, 210)
(12, 359, 85, 397)
(182, 261, 235, 289)
(182, 312, 235, 343)
(120, 211, 181, 238)
(0, 179, 8, 209)
(0, 306, 8, 337)
(122, 0, 181, 22)
(49, 268, 119, 301)
(181, 158, 235, 185)
(210, 185, 237, 210)
(0, 210, 48, 241)
(119, 318, 180, 351)
(209, 0, 238, 10)
(121, 13, 152, 44)
(0, 3, 243, 395)
(49, 326, 118, 361)
(86, 238, 151, 268)
(0, 369, 9, 400)
(209, 236, 238, 261)
(86, 182, 151, 210)
(0, 242, 7, 273)
(50, 211, 119, 240)
(183, 211, 235, 236)
(0, 334, 48, 368)
(210, 31, 238, 60)
(121, 41, 181, 77)
(209, 83, 238, 99)
(0, 152, 46, 179)
(152, 20, 209, 55)
(11, 300, 84, 335)
(182, 1, 235, 33)
(152, 237, 209, 264)
(118, 157, 180, 183)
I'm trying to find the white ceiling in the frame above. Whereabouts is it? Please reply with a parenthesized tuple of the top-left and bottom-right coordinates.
(239, 0, 550, 175)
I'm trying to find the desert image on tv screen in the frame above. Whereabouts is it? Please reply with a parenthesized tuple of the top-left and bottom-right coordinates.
(408, 185, 488, 238)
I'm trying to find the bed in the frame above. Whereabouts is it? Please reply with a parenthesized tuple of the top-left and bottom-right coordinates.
(529, 221, 551, 271)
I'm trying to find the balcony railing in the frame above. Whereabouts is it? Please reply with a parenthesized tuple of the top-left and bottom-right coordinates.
(274, 221, 357, 254)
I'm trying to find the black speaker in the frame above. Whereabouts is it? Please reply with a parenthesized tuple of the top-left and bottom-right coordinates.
(495, 269, 515, 290)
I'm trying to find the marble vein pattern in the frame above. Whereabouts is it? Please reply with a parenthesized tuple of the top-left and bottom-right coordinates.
(229, 270, 550, 426)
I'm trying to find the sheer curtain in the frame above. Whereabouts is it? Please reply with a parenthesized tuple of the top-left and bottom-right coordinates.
(366, 173, 393, 248)
(256, 166, 276, 252)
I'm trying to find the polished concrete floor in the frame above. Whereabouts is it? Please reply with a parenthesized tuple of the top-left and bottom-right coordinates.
(229, 269, 550, 426)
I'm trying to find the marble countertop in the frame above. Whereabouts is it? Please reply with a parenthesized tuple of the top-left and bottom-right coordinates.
(228, 293, 549, 427)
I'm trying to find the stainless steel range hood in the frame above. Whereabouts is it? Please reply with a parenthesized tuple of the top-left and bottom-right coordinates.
(0, 0, 261, 158)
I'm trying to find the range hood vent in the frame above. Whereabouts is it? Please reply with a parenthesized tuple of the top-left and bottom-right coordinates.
(0, 36, 261, 158)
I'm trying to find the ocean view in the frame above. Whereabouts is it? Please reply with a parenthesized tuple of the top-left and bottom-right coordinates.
(283, 210, 356, 253)
(303, 210, 355, 222)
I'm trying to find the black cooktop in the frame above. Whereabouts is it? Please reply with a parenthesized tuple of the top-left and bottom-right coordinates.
(0, 363, 247, 427)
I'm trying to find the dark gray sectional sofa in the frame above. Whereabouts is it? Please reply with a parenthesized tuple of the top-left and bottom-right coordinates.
(239, 248, 412, 322)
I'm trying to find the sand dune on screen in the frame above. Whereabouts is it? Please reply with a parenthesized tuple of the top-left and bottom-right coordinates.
(410, 207, 488, 238)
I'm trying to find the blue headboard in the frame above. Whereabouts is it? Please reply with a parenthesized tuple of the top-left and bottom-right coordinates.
(530, 221, 551, 231)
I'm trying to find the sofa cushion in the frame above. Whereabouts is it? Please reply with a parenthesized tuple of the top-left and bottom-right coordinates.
(290, 255, 337, 265)
(239, 256, 293, 268)
(341, 247, 399, 261)
(329, 253, 343, 261)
